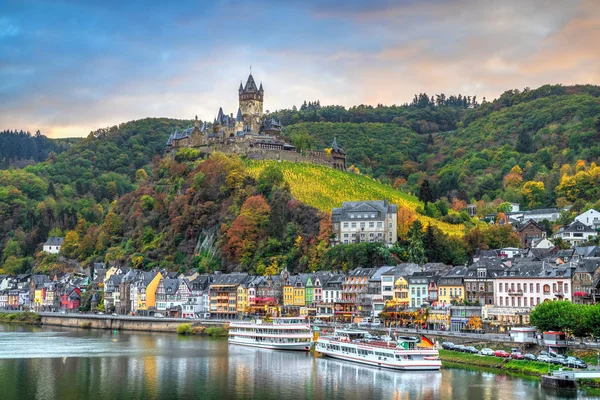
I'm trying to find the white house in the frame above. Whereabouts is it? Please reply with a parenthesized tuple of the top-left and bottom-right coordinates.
(43, 237, 64, 254)
(554, 220, 598, 246)
(331, 200, 398, 246)
(575, 209, 600, 230)
(322, 275, 343, 304)
(494, 262, 576, 308)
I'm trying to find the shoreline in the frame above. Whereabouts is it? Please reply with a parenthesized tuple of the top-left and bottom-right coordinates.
(439, 350, 600, 389)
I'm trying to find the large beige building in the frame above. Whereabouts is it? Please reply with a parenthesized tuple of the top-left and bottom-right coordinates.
(331, 200, 398, 246)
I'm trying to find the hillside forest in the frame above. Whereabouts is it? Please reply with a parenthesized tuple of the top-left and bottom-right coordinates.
(0, 84, 599, 276)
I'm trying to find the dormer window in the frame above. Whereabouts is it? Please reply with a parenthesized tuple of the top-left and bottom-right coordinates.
(577, 225, 584, 231)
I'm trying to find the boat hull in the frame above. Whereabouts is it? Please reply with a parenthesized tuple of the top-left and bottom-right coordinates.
(319, 350, 442, 371)
(228, 337, 312, 351)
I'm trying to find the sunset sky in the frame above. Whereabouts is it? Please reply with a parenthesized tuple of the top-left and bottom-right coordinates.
(1, 0, 599, 138)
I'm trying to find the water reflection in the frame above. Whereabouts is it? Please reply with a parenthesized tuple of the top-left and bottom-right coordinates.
(0, 324, 597, 400)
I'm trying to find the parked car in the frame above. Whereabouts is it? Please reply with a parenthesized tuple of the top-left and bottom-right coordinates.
(371, 318, 382, 327)
(510, 352, 524, 360)
(358, 318, 371, 327)
(539, 350, 549, 357)
(566, 357, 588, 369)
(454, 345, 467, 352)
(313, 318, 323, 324)
(550, 355, 568, 365)
(442, 342, 455, 350)
(537, 355, 552, 363)
(479, 348, 495, 356)
(464, 346, 479, 354)
(523, 354, 537, 361)
(494, 350, 510, 358)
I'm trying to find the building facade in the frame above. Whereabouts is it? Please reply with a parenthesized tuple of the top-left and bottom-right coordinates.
(332, 200, 398, 246)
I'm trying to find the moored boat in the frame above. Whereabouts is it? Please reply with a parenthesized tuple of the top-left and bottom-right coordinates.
(315, 329, 441, 371)
(228, 316, 313, 351)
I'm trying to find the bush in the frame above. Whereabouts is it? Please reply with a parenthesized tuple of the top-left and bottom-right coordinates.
(205, 326, 228, 337)
(177, 323, 193, 335)
(80, 322, 92, 329)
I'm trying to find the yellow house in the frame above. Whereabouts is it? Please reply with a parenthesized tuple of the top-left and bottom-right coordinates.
(283, 284, 294, 306)
(237, 284, 248, 315)
(34, 288, 44, 309)
(389, 277, 409, 307)
(437, 267, 467, 305)
(138, 272, 163, 312)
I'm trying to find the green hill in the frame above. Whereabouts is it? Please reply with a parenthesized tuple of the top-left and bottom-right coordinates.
(246, 160, 465, 236)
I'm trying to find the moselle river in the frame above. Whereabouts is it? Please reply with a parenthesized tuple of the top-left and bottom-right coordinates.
(0, 324, 596, 400)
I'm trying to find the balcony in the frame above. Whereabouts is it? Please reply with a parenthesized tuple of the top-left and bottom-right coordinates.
(508, 290, 523, 296)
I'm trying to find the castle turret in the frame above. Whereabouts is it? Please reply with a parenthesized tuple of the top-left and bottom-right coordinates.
(239, 73, 264, 133)
(194, 115, 200, 129)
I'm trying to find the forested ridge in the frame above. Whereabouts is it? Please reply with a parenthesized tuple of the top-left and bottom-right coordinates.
(1, 84, 599, 276)
(0, 130, 79, 168)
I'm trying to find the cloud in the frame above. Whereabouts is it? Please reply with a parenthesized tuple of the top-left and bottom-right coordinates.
(0, 0, 599, 137)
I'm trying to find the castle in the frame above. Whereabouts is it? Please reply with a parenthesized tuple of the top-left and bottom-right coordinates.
(166, 74, 346, 170)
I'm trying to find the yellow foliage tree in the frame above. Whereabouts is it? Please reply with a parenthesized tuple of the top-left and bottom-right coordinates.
(466, 315, 482, 330)
(521, 181, 545, 208)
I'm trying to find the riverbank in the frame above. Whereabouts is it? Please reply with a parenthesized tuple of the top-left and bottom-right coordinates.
(439, 349, 563, 376)
(0, 312, 41, 325)
(439, 350, 600, 389)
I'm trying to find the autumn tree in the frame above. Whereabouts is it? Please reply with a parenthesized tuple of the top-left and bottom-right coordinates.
(222, 195, 271, 266)
(521, 181, 546, 208)
(503, 165, 523, 188)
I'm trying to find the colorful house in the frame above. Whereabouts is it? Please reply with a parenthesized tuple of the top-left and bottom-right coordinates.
(60, 287, 82, 310)
(437, 266, 467, 306)
(237, 284, 249, 316)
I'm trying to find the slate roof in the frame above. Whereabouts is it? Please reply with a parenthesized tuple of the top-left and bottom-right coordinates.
(210, 272, 250, 286)
(499, 261, 576, 278)
(161, 278, 180, 295)
(381, 263, 421, 279)
(557, 220, 596, 233)
(332, 200, 398, 222)
(348, 268, 377, 277)
(243, 74, 258, 92)
(44, 236, 64, 246)
(575, 246, 600, 258)
(575, 258, 600, 274)
(331, 137, 345, 154)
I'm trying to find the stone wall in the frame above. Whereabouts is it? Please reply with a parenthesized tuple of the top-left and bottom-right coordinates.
(41, 314, 227, 333)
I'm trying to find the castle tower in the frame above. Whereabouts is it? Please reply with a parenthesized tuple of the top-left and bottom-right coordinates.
(239, 74, 264, 133)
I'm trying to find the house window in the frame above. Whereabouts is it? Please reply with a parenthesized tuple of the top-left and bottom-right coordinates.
(499, 297, 503, 306)
(499, 283, 503, 292)
(564, 284, 568, 293)
(530, 283, 533, 293)
(360, 222, 365, 228)
(351, 223, 356, 228)
(350, 214, 355, 219)
(369, 222, 374, 228)
(377, 222, 382, 228)
(343, 223, 348, 228)
(536, 284, 540, 293)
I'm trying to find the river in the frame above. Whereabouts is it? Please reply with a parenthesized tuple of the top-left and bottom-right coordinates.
(0, 324, 595, 400)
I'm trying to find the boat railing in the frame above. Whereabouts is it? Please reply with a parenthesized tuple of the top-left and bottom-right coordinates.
(322, 337, 437, 352)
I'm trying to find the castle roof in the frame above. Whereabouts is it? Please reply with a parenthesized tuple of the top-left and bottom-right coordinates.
(332, 137, 345, 154)
(236, 107, 243, 121)
(243, 74, 258, 93)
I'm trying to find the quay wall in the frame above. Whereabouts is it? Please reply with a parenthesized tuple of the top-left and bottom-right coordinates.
(40, 313, 227, 333)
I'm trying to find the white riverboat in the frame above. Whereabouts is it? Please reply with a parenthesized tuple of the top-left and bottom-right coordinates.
(315, 329, 441, 371)
(228, 317, 314, 351)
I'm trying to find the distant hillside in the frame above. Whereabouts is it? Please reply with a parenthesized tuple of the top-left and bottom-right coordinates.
(0, 130, 80, 169)
(279, 84, 600, 210)
(246, 160, 465, 237)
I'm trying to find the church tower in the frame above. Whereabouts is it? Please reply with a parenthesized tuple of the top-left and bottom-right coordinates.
(238, 74, 264, 133)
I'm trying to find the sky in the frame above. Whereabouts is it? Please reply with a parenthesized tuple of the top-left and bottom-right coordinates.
(1, 0, 599, 138)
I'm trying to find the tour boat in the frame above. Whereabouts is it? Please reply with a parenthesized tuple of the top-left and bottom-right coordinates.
(228, 316, 314, 351)
(315, 329, 442, 371)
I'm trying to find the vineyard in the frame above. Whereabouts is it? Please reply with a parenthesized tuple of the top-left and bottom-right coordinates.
(246, 160, 465, 237)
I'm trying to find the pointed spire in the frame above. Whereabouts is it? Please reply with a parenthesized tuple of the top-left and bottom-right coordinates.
(239, 81, 243, 91)
(236, 107, 243, 121)
(243, 73, 258, 92)
(259, 82, 263, 92)
(217, 107, 224, 121)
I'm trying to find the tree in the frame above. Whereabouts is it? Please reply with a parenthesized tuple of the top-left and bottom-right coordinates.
(521, 181, 545, 208)
(466, 315, 482, 330)
(418, 179, 435, 205)
(516, 130, 533, 153)
(135, 168, 149, 183)
(61, 231, 80, 258)
(407, 221, 426, 265)
(257, 165, 285, 198)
